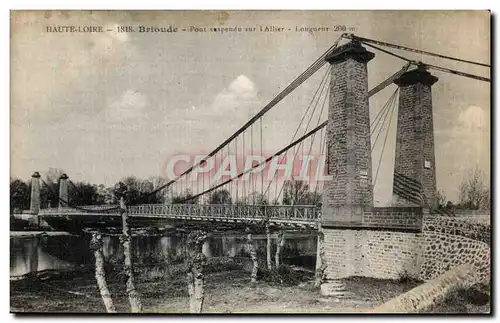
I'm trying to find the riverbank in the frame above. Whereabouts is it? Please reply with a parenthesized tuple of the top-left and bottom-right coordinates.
(11, 257, 424, 313)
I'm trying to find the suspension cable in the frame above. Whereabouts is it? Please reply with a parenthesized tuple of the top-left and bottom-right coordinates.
(373, 90, 398, 186)
(276, 68, 331, 201)
(368, 63, 411, 97)
(262, 66, 330, 198)
(424, 63, 490, 83)
(371, 89, 398, 153)
(345, 34, 490, 68)
(362, 42, 411, 62)
(39, 177, 119, 213)
(179, 121, 328, 203)
(140, 37, 344, 202)
(356, 38, 490, 83)
(370, 87, 399, 132)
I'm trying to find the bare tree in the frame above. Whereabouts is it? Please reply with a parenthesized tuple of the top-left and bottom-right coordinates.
(275, 230, 286, 268)
(314, 228, 327, 288)
(247, 191, 269, 205)
(171, 189, 199, 204)
(436, 190, 447, 209)
(90, 233, 117, 313)
(186, 230, 208, 313)
(119, 197, 143, 313)
(245, 227, 258, 284)
(265, 222, 272, 270)
(458, 166, 490, 210)
(282, 180, 321, 206)
(208, 189, 232, 204)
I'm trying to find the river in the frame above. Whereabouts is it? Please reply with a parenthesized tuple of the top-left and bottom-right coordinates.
(10, 229, 318, 278)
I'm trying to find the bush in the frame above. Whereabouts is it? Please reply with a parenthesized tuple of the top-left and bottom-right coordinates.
(258, 265, 310, 287)
(205, 257, 242, 273)
(397, 270, 421, 285)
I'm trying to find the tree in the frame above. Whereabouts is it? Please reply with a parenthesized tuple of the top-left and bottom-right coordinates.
(436, 190, 447, 209)
(40, 181, 58, 208)
(97, 184, 115, 205)
(282, 180, 321, 205)
(10, 178, 30, 213)
(37, 168, 65, 208)
(45, 168, 65, 184)
(171, 189, 199, 204)
(458, 166, 490, 210)
(112, 176, 166, 205)
(68, 181, 105, 206)
(90, 233, 117, 313)
(208, 189, 232, 204)
(149, 176, 168, 203)
(247, 191, 269, 205)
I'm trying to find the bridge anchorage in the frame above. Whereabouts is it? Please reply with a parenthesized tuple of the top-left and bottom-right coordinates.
(24, 34, 490, 293)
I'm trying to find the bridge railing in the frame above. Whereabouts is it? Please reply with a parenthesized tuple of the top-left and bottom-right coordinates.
(38, 204, 319, 222)
(128, 204, 319, 221)
(39, 205, 120, 215)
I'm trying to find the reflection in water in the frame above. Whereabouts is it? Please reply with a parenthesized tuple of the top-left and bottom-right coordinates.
(10, 236, 76, 277)
(10, 231, 317, 277)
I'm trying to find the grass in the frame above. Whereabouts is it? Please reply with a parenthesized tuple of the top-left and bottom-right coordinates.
(425, 283, 491, 314)
(10, 257, 432, 314)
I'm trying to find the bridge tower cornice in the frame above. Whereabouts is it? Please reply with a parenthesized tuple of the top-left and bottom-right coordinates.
(394, 65, 438, 87)
(325, 40, 375, 64)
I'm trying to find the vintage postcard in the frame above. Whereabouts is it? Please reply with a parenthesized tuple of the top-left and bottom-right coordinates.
(10, 10, 491, 314)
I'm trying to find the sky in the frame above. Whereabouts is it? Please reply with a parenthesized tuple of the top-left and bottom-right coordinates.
(10, 10, 490, 204)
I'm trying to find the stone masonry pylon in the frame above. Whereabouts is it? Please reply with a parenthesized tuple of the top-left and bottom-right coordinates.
(30, 171, 41, 214)
(322, 40, 375, 225)
(393, 64, 438, 208)
(58, 173, 69, 208)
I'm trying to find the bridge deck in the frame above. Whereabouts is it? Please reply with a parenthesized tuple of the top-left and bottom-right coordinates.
(37, 204, 320, 228)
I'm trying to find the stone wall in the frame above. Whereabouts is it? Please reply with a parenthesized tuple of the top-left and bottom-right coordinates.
(423, 216, 490, 246)
(418, 216, 490, 283)
(323, 229, 421, 280)
(369, 264, 479, 313)
(322, 215, 490, 283)
(362, 207, 422, 229)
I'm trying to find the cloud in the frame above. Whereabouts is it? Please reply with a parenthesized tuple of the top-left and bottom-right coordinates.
(457, 105, 488, 132)
(158, 74, 262, 153)
(210, 75, 260, 114)
(105, 90, 148, 125)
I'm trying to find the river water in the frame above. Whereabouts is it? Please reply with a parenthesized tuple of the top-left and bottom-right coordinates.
(10, 230, 318, 278)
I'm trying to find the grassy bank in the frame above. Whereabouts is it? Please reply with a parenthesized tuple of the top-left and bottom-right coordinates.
(425, 283, 491, 314)
(10, 257, 427, 314)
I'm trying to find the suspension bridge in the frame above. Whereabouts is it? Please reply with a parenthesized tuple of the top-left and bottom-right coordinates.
(22, 33, 490, 233)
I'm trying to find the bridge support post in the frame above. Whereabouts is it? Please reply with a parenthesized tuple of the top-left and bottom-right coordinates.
(320, 40, 375, 280)
(30, 172, 41, 215)
(393, 65, 438, 208)
(58, 173, 69, 208)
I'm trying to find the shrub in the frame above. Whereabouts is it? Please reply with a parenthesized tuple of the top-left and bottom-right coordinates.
(258, 265, 310, 287)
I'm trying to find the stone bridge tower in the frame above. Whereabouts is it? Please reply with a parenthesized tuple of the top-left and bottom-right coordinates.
(30, 171, 41, 214)
(393, 64, 438, 208)
(321, 40, 375, 278)
(319, 41, 438, 283)
(58, 173, 69, 208)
